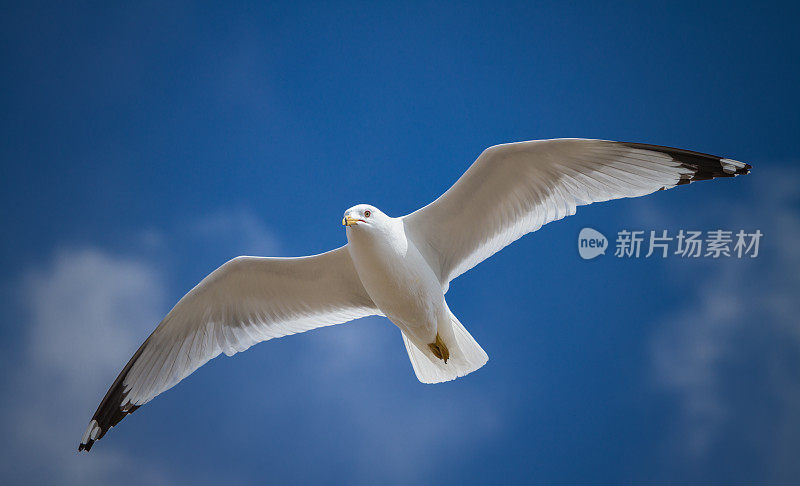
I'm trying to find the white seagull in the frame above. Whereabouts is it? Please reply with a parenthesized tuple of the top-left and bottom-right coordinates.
(79, 138, 750, 451)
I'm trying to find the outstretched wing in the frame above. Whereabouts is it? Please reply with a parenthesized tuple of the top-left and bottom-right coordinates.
(79, 245, 378, 451)
(404, 139, 750, 286)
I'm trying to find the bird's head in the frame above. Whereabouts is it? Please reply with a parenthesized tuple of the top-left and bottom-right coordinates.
(342, 204, 387, 231)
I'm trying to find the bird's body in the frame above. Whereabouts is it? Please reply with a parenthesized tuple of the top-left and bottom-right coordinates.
(345, 208, 443, 345)
(79, 138, 751, 451)
(344, 206, 482, 371)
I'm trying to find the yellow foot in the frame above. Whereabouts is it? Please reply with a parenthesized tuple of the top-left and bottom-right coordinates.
(428, 333, 450, 363)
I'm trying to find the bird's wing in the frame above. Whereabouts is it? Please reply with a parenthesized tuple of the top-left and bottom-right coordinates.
(79, 245, 378, 451)
(404, 139, 750, 286)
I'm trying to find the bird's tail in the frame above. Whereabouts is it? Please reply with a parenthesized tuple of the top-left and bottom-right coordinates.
(401, 309, 488, 384)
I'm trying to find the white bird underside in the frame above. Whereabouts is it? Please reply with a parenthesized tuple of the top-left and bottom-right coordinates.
(80, 138, 750, 451)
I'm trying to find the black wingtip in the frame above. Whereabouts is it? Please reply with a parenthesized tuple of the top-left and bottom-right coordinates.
(620, 142, 752, 185)
(78, 337, 150, 452)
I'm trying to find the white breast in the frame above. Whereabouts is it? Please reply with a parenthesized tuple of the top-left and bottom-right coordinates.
(345, 218, 445, 343)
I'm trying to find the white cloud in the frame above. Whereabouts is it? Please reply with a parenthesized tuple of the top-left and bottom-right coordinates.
(2, 248, 172, 485)
(646, 167, 800, 472)
(190, 207, 280, 256)
(23, 249, 164, 393)
(0, 207, 281, 485)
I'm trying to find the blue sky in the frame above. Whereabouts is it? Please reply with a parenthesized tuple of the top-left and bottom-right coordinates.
(1, 1, 799, 485)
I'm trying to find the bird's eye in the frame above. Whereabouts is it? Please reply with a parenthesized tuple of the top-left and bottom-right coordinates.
(364, 210, 371, 218)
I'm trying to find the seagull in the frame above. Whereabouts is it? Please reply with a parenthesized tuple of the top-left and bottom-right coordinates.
(79, 138, 750, 451)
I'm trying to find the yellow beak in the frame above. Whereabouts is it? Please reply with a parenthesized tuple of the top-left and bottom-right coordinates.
(342, 215, 361, 227)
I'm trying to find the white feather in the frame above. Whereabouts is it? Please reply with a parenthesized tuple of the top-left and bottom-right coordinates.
(403, 138, 736, 286)
(121, 246, 380, 407)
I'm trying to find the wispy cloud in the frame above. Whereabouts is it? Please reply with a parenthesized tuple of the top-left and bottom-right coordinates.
(190, 207, 281, 256)
(2, 248, 171, 485)
(0, 207, 282, 485)
(646, 168, 800, 479)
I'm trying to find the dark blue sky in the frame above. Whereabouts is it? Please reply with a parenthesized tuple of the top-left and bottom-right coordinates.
(1, 2, 798, 485)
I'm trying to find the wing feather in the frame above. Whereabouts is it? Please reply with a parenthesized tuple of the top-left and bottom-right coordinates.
(404, 138, 750, 286)
(79, 245, 378, 451)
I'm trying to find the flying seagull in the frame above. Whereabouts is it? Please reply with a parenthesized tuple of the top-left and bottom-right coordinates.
(79, 138, 750, 451)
